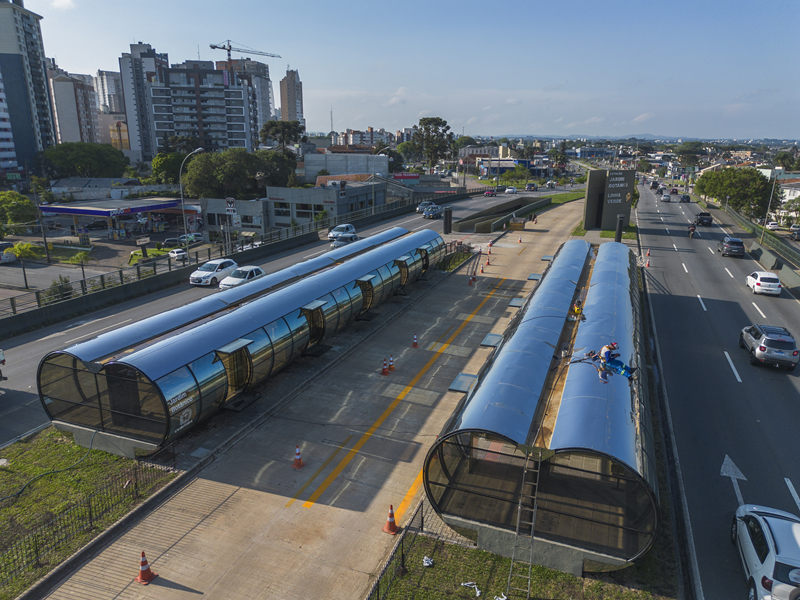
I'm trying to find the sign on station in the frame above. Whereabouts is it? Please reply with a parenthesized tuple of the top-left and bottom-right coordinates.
(225, 197, 237, 215)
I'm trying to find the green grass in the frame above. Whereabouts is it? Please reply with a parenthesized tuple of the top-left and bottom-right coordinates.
(382, 536, 675, 600)
(572, 221, 588, 236)
(600, 224, 638, 239)
(551, 192, 586, 204)
(0, 428, 175, 598)
(17, 245, 89, 264)
(127, 247, 172, 265)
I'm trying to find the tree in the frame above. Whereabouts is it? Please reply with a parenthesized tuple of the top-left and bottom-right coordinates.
(259, 121, 305, 151)
(0, 191, 38, 232)
(695, 168, 773, 218)
(395, 141, 419, 162)
(286, 172, 300, 188)
(317, 169, 331, 177)
(637, 159, 652, 173)
(410, 117, 454, 171)
(255, 150, 297, 188)
(161, 136, 201, 154)
(151, 152, 188, 184)
(41, 142, 129, 178)
(452, 136, 477, 153)
(372, 145, 404, 173)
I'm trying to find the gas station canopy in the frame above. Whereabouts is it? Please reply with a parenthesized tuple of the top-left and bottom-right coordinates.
(42, 197, 200, 218)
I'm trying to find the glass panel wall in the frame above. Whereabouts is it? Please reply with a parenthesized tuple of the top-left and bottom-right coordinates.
(265, 318, 293, 374)
(318, 293, 339, 339)
(247, 327, 274, 386)
(155, 366, 200, 438)
(346, 281, 364, 318)
(284, 309, 310, 361)
(331, 286, 352, 333)
(188, 352, 228, 413)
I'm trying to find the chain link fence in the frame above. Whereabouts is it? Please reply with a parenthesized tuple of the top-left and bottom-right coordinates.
(0, 446, 176, 598)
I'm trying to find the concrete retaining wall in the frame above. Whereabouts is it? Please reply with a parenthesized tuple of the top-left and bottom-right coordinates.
(0, 232, 320, 340)
(746, 239, 800, 295)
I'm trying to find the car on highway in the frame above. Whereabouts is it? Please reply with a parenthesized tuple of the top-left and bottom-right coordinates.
(423, 205, 444, 219)
(327, 224, 356, 241)
(650, 181, 659, 189)
(791, 231, 800, 242)
(505, 187, 517, 194)
(219, 265, 266, 290)
(790, 224, 800, 233)
(655, 188, 664, 195)
(525, 183, 537, 191)
(330, 233, 359, 248)
(746, 271, 782, 296)
(670, 188, 679, 195)
(168, 248, 187, 260)
(767, 222, 780, 231)
(662, 193, 670, 202)
(484, 190, 496, 197)
(416, 201, 435, 214)
(680, 194, 691, 203)
(717, 237, 745, 257)
(189, 258, 238, 286)
(731, 504, 800, 599)
(739, 324, 798, 370)
(164, 234, 197, 247)
(695, 212, 713, 226)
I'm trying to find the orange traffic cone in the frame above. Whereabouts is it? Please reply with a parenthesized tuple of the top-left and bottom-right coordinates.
(646, 258, 650, 268)
(518, 235, 522, 243)
(134, 551, 157, 585)
(468, 274, 473, 286)
(646, 248, 651, 256)
(503, 223, 506, 230)
(389, 355, 395, 371)
(381, 358, 389, 375)
(480, 263, 484, 273)
(383, 505, 399, 535)
(486, 256, 490, 266)
(412, 334, 418, 348)
(292, 445, 305, 470)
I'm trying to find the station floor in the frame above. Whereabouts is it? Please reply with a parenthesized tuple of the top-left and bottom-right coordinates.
(41, 200, 590, 600)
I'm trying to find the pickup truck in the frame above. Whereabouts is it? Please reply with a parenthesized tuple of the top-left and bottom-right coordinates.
(695, 212, 713, 226)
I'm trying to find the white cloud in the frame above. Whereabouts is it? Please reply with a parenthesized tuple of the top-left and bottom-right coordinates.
(566, 116, 604, 129)
(466, 117, 477, 125)
(505, 98, 521, 105)
(482, 106, 492, 111)
(49, 0, 76, 8)
(632, 113, 653, 124)
(544, 81, 567, 91)
(554, 117, 564, 123)
(417, 109, 432, 118)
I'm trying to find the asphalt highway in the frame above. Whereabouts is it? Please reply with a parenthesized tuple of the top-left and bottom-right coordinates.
(638, 186, 800, 600)
(0, 188, 558, 445)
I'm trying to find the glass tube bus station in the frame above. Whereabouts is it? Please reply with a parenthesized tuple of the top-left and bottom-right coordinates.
(423, 240, 659, 574)
(36, 228, 445, 457)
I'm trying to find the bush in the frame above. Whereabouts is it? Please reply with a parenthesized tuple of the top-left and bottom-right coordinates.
(43, 274, 73, 303)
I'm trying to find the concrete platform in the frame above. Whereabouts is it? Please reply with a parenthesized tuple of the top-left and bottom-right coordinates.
(39, 200, 590, 600)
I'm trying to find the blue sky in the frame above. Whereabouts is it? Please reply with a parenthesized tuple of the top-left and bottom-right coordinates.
(27, 0, 800, 140)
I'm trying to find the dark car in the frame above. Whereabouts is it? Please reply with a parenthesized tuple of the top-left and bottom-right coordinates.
(791, 231, 800, 242)
(85, 220, 108, 230)
(717, 236, 745, 257)
(695, 212, 713, 226)
(679, 194, 691, 203)
(650, 181, 659, 189)
(525, 183, 537, 191)
(655, 188, 664, 195)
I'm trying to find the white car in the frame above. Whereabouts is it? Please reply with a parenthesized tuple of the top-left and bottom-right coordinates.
(327, 224, 356, 241)
(168, 248, 187, 260)
(732, 504, 800, 600)
(330, 233, 359, 248)
(505, 187, 517, 194)
(767, 222, 780, 231)
(219, 265, 265, 289)
(189, 258, 238, 286)
(746, 271, 782, 296)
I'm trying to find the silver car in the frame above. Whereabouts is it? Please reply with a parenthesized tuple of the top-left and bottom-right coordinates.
(732, 504, 800, 600)
(739, 324, 799, 370)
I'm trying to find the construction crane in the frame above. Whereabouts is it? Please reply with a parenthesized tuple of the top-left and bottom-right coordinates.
(209, 40, 281, 74)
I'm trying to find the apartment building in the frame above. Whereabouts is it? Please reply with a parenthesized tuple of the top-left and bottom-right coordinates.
(0, 66, 20, 182)
(0, 0, 54, 174)
(279, 68, 304, 127)
(46, 59, 100, 143)
(217, 58, 275, 134)
(148, 60, 258, 153)
(119, 42, 169, 162)
(94, 69, 124, 113)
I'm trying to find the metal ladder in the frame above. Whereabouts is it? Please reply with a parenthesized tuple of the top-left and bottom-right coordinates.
(506, 448, 542, 600)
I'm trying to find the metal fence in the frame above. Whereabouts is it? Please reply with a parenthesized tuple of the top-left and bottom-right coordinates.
(0, 451, 175, 596)
(363, 498, 476, 600)
(0, 188, 484, 320)
(724, 205, 800, 267)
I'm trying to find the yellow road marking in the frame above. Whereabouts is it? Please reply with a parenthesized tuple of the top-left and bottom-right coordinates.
(302, 278, 507, 508)
(395, 469, 423, 524)
(517, 246, 526, 255)
(286, 436, 352, 507)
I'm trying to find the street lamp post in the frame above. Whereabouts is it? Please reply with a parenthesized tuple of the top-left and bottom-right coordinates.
(180, 147, 204, 260)
(760, 176, 779, 245)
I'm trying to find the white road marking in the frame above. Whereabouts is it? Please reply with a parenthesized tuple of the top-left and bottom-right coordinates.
(752, 302, 766, 319)
(673, 243, 678, 251)
(64, 319, 132, 345)
(682, 263, 688, 273)
(303, 249, 327, 258)
(785, 479, 800, 515)
(724, 351, 742, 383)
(697, 295, 707, 311)
(660, 216, 664, 221)
(725, 268, 734, 278)
(708, 247, 714, 254)
(721, 455, 746, 504)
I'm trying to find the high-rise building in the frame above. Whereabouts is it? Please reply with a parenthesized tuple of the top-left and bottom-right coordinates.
(119, 42, 168, 162)
(0, 65, 20, 183)
(148, 60, 258, 154)
(46, 58, 100, 144)
(279, 68, 304, 127)
(217, 58, 276, 135)
(94, 69, 124, 113)
(0, 0, 55, 174)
